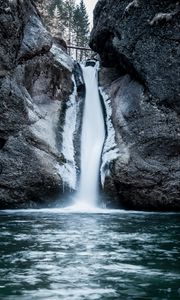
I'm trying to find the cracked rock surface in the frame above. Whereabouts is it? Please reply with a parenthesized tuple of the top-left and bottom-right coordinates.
(0, 0, 73, 208)
(91, 0, 180, 211)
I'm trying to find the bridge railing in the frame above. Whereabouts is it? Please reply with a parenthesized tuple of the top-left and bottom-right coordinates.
(67, 45, 94, 61)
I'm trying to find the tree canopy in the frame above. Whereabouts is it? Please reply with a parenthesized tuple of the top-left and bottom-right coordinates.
(35, 0, 90, 58)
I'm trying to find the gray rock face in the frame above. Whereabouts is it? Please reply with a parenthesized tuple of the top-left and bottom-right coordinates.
(91, 0, 180, 111)
(91, 0, 180, 211)
(0, 0, 74, 208)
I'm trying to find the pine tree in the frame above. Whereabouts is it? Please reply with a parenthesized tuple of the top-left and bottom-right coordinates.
(50, 5, 61, 37)
(73, 5, 82, 46)
(73, 0, 90, 60)
(79, 0, 90, 45)
(34, 0, 91, 60)
(63, 0, 76, 46)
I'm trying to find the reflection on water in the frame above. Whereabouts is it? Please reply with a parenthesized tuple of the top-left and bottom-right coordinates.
(0, 209, 179, 300)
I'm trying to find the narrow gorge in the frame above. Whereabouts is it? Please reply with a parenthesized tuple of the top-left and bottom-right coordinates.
(0, 0, 179, 212)
(0, 1, 180, 300)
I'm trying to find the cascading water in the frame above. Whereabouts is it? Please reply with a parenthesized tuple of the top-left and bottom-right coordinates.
(74, 62, 105, 209)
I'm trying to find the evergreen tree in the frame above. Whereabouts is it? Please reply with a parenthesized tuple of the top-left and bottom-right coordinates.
(35, 0, 64, 34)
(49, 0, 64, 15)
(73, 0, 90, 59)
(50, 5, 62, 37)
(79, 0, 90, 46)
(73, 5, 82, 46)
(34, 0, 91, 60)
(63, 0, 76, 46)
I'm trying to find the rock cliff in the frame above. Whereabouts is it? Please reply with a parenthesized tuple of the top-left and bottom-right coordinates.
(0, 0, 74, 208)
(90, 0, 180, 211)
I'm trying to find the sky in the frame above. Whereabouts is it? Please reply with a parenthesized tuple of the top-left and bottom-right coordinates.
(77, 0, 98, 27)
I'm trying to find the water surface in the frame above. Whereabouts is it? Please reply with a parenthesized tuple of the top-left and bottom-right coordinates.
(0, 209, 179, 300)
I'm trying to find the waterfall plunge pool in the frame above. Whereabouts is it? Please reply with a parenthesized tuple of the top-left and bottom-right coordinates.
(1, 62, 179, 299)
(0, 209, 179, 300)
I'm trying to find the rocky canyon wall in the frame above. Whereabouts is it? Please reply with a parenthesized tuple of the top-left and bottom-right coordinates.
(90, 0, 180, 211)
(0, 0, 74, 208)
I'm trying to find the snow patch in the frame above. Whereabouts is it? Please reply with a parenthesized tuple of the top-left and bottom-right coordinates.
(99, 87, 120, 186)
(125, 0, 139, 13)
(149, 12, 173, 26)
(50, 44, 74, 72)
(29, 101, 61, 151)
(57, 76, 77, 190)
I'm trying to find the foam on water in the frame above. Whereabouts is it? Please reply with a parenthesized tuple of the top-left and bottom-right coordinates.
(1, 208, 179, 215)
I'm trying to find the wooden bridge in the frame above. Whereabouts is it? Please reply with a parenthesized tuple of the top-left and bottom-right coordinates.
(67, 45, 94, 61)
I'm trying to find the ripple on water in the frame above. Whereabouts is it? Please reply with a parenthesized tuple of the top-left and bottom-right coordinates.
(0, 210, 179, 300)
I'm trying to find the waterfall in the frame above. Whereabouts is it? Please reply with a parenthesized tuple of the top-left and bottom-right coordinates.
(74, 62, 105, 209)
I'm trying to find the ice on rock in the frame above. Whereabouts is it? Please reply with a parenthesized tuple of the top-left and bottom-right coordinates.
(50, 44, 74, 72)
(99, 87, 120, 186)
(57, 76, 77, 190)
